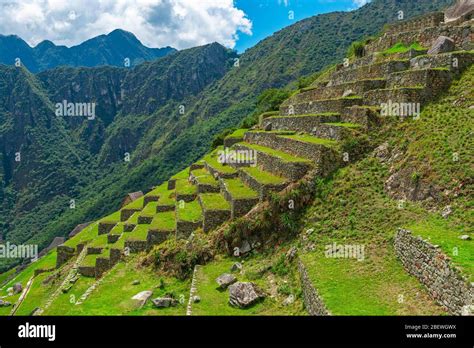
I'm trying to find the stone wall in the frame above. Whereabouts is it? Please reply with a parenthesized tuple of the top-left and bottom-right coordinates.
(125, 240, 148, 253)
(56, 245, 75, 268)
(147, 230, 172, 245)
(224, 136, 243, 148)
(78, 265, 96, 277)
(363, 87, 426, 107)
(280, 97, 362, 116)
(262, 114, 340, 133)
(176, 220, 202, 239)
(329, 60, 410, 86)
(386, 12, 445, 35)
(410, 51, 474, 73)
(233, 143, 312, 181)
(341, 106, 381, 131)
(394, 228, 473, 315)
(98, 222, 116, 235)
(202, 209, 231, 233)
(388, 68, 452, 95)
(366, 22, 473, 55)
(95, 257, 110, 278)
(297, 258, 331, 316)
(120, 208, 140, 222)
(238, 167, 287, 201)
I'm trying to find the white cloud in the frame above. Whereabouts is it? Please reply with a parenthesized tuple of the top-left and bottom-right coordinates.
(352, 0, 370, 8)
(0, 0, 253, 49)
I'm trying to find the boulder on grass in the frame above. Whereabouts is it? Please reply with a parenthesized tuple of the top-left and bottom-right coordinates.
(131, 290, 153, 307)
(229, 282, 265, 308)
(152, 297, 177, 308)
(428, 36, 455, 55)
(216, 273, 237, 289)
(13, 283, 22, 294)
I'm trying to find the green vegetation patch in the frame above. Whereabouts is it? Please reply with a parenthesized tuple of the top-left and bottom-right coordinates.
(226, 129, 248, 139)
(222, 178, 259, 200)
(177, 200, 203, 223)
(126, 225, 150, 241)
(191, 168, 218, 186)
(175, 179, 197, 196)
(241, 166, 287, 185)
(203, 148, 238, 175)
(150, 212, 177, 232)
(123, 196, 145, 210)
(324, 122, 361, 128)
(281, 134, 337, 147)
(139, 202, 159, 218)
(239, 143, 311, 163)
(171, 167, 191, 180)
(82, 254, 99, 267)
(110, 223, 125, 236)
(199, 193, 231, 211)
(126, 212, 140, 225)
(380, 42, 426, 56)
(100, 211, 121, 224)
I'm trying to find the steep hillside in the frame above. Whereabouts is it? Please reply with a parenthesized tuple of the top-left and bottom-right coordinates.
(0, 0, 456, 271)
(0, 29, 175, 72)
(1, 4, 471, 317)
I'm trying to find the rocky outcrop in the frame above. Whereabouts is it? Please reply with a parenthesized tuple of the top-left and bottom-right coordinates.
(228, 282, 265, 308)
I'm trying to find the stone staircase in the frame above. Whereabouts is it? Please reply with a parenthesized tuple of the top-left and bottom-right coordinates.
(54, 11, 473, 286)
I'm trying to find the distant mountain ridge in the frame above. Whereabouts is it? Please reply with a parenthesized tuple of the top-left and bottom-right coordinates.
(0, 29, 176, 72)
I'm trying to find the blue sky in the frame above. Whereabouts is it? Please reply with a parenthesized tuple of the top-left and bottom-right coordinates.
(234, 0, 368, 52)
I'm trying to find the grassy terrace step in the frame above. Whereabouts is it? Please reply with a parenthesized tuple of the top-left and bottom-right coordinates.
(242, 132, 338, 175)
(238, 166, 288, 201)
(175, 178, 198, 202)
(156, 190, 176, 212)
(203, 148, 238, 179)
(220, 178, 259, 219)
(138, 201, 158, 224)
(190, 168, 220, 193)
(98, 211, 121, 235)
(327, 59, 410, 85)
(198, 193, 231, 232)
(233, 142, 312, 181)
(176, 200, 203, 239)
(387, 68, 452, 92)
(147, 211, 176, 244)
(261, 113, 341, 133)
(279, 96, 363, 117)
(363, 86, 426, 107)
(121, 196, 145, 221)
(287, 78, 386, 104)
(143, 183, 169, 204)
(224, 128, 248, 148)
(124, 225, 149, 253)
(124, 212, 140, 231)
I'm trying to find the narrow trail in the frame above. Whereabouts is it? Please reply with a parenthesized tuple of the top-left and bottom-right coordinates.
(10, 276, 34, 316)
(186, 265, 200, 316)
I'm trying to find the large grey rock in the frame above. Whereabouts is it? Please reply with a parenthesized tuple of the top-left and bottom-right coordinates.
(428, 36, 455, 55)
(441, 205, 452, 219)
(131, 290, 153, 307)
(216, 273, 237, 289)
(13, 283, 22, 294)
(445, 0, 474, 22)
(228, 282, 265, 308)
(152, 297, 176, 308)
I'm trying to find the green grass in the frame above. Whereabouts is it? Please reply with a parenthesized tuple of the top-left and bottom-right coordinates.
(43, 259, 188, 316)
(100, 211, 121, 224)
(241, 166, 287, 185)
(203, 148, 238, 175)
(239, 143, 311, 163)
(82, 254, 99, 267)
(226, 129, 248, 139)
(407, 217, 473, 281)
(140, 202, 158, 218)
(191, 168, 218, 186)
(63, 224, 99, 248)
(380, 42, 426, 55)
(177, 200, 203, 223)
(281, 134, 337, 147)
(123, 196, 145, 210)
(150, 212, 176, 232)
(126, 225, 150, 241)
(192, 258, 304, 316)
(199, 193, 231, 211)
(266, 112, 340, 119)
(222, 178, 259, 200)
(175, 179, 197, 196)
(171, 167, 190, 180)
(145, 182, 169, 198)
(126, 212, 140, 225)
(324, 122, 361, 128)
(110, 223, 125, 236)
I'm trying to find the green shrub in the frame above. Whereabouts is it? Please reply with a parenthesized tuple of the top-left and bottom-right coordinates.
(347, 41, 365, 58)
(272, 254, 290, 277)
